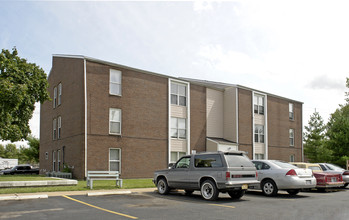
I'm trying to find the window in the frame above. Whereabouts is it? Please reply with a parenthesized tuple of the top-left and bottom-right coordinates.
(53, 87, 57, 108)
(57, 116, 61, 139)
(52, 151, 56, 172)
(58, 83, 62, 106)
(255, 154, 265, 160)
(289, 129, 294, 146)
(289, 103, 294, 120)
(170, 152, 186, 163)
(290, 154, 295, 162)
(109, 108, 121, 135)
(254, 95, 264, 115)
(53, 118, 57, 140)
(109, 148, 121, 172)
(110, 69, 122, 96)
(57, 150, 61, 172)
(175, 157, 191, 169)
(171, 117, 186, 139)
(253, 161, 270, 170)
(171, 83, 187, 106)
(194, 154, 223, 168)
(254, 125, 264, 143)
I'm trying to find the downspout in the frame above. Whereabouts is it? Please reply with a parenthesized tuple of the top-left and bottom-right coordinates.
(84, 59, 87, 178)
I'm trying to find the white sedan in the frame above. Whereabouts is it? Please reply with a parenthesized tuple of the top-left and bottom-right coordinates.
(250, 160, 316, 196)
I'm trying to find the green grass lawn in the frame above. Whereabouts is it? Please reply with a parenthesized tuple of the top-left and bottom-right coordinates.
(0, 175, 155, 194)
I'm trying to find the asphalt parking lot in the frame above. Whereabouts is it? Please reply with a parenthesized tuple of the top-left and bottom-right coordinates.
(0, 188, 348, 220)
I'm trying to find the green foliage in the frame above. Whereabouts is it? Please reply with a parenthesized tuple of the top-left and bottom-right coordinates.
(0, 47, 49, 142)
(326, 104, 349, 167)
(0, 144, 5, 157)
(303, 111, 332, 162)
(4, 143, 18, 158)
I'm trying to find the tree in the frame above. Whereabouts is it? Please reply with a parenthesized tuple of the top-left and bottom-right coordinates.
(326, 104, 349, 167)
(0, 48, 49, 142)
(325, 77, 349, 167)
(4, 143, 18, 158)
(303, 111, 332, 162)
(0, 144, 5, 158)
(21, 136, 39, 164)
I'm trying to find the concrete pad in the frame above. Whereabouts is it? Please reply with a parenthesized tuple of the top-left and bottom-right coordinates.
(87, 191, 132, 196)
(0, 194, 48, 201)
(0, 179, 78, 188)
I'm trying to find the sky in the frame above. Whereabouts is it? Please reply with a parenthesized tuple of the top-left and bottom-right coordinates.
(1, 0, 349, 146)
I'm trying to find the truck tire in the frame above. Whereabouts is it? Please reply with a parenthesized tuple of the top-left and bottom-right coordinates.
(157, 178, 170, 195)
(201, 179, 219, 201)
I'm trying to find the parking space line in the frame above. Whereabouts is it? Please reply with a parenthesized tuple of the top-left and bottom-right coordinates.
(209, 204, 236, 209)
(62, 195, 138, 219)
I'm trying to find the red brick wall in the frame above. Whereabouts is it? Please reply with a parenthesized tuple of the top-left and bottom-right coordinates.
(267, 96, 303, 161)
(85, 61, 169, 178)
(237, 88, 253, 157)
(40, 57, 85, 179)
(190, 84, 207, 153)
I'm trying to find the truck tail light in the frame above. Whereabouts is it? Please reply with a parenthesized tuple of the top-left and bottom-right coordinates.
(286, 169, 297, 176)
(226, 172, 231, 180)
(256, 171, 258, 179)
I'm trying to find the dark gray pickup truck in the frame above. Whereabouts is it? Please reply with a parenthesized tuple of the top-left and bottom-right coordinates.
(153, 151, 259, 201)
(0, 165, 39, 175)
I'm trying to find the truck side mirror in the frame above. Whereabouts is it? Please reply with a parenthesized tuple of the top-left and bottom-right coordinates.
(168, 163, 175, 169)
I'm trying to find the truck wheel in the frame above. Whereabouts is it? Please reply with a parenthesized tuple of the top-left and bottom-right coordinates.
(201, 180, 219, 201)
(262, 179, 278, 196)
(157, 178, 170, 195)
(228, 190, 245, 199)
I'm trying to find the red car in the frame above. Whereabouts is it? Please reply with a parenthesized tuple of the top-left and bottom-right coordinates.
(313, 172, 344, 190)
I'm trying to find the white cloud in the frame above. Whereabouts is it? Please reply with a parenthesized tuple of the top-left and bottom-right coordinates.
(193, 1, 214, 12)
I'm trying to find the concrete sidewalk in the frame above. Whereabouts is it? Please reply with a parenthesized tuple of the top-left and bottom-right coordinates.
(0, 187, 157, 201)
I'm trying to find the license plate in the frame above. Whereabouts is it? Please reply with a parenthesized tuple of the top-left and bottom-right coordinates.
(331, 177, 337, 182)
(242, 184, 248, 190)
(306, 180, 311, 185)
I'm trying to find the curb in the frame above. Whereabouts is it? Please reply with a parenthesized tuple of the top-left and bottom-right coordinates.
(0, 194, 48, 201)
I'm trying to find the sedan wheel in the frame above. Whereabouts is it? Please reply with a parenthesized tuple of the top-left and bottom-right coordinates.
(157, 178, 170, 195)
(201, 180, 219, 201)
(262, 180, 278, 196)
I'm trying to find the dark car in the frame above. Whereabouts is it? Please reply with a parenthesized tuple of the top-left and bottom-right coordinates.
(0, 165, 39, 175)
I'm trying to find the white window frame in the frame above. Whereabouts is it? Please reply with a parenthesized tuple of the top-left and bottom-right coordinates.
(255, 154, 265, 160)
(58, 83, 62, 106)
(170, 151, 186, 163)
(53, 118, 57, 140)
(109, 148, 121, 172)
(57, 150, 61, 172)
(254, 95, 265, 115)
(289, 103, 294, 120)
(290, 154, 295, 162)
(109, 69, 122, 96)
(254, 124, 265, 143)
(171, 117, 186, 139)
(53, 86, 57, 108)
(52, 151, 56, 172)
(170, 82, 187, 106)
(289, 129, 295, 146)
(109, 108, 122, 135)
(57, 116, 61, 139)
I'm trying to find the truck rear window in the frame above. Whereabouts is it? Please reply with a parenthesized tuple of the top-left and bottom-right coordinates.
(194, 154, 223, 168)
(224, 154, 254, 168)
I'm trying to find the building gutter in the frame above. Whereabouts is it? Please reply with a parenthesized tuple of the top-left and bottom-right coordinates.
(84, 59, 88, 178)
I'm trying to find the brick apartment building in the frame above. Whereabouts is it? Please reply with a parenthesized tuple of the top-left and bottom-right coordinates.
(40, 55, 303, 179)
